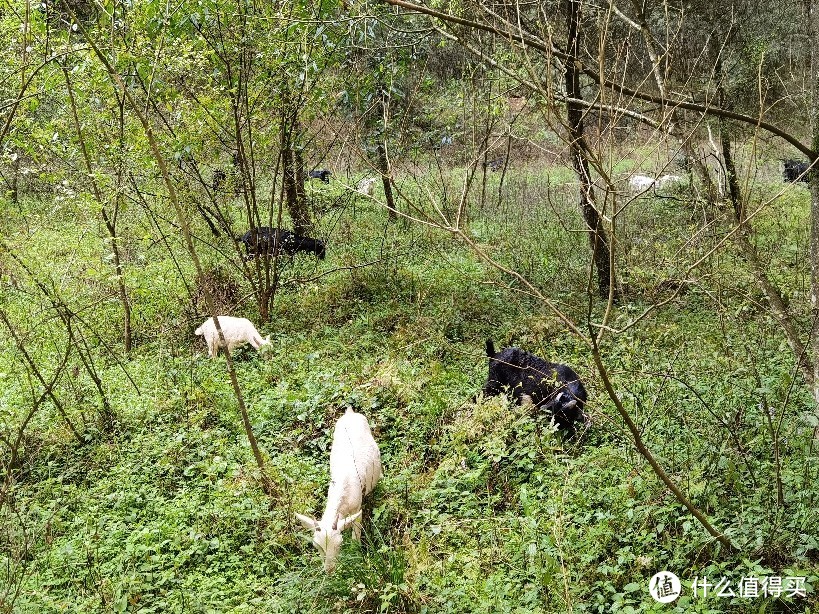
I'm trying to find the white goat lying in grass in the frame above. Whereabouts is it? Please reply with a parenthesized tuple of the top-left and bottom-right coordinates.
(194, 316, 270, 358)
(296, 408, 382, 573)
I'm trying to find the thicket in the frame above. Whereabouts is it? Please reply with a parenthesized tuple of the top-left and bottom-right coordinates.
(1, 0, 818, 612)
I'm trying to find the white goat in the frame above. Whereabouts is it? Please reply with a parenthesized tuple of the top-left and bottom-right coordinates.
(655, 174, 682, 189)
(194, 315, 270, 358)
(629, 174, 655, 192)
(296, 408, 382, 573)
(357, 177, 377, 196)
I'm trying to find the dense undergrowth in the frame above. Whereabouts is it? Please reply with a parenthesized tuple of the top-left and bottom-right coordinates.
(1, 163, 818, 613)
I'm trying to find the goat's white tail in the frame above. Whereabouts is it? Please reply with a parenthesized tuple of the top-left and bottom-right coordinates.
(194, 326, 204, 336)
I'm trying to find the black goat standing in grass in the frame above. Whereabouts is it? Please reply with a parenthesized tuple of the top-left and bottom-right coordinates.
(782, 160, 810, 183)
(480, 339, 587, 434)
(307, 169, 332, 183)
(236, 227, 326, 260)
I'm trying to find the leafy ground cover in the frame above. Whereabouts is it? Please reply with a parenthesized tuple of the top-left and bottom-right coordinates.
(1, 164, 818, 613)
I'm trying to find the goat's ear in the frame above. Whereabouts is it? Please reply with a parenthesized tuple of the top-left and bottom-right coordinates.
(295, 513, 318, 530)
(337, 510, 362, 532)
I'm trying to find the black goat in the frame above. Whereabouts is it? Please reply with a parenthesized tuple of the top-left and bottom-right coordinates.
(783, 160, 810, 183)
(236, 227, 326, 260)
(212, 169, 227, 191)
(482, 157, 505, 172)
(481, 339, 587, 433)
(307, 169, 332, 183)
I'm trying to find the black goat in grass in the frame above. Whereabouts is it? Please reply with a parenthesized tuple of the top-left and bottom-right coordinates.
(480, 339, 587, 433)
(211, 169, 227, 191)
(783, 160, 810, 183)
(307, 169, 332, 183)
(236, 227, 326, 260)
(482, 157, 505, 172)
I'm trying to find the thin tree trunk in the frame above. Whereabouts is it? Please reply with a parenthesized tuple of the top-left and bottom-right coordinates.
(281, 115, 310, 235)
(1, 332, 71, 505)
(10, 154, 19, 204)
(809, 0, 819, 421)
(294, 146, 307, 217)
(109, 92, 131, 352)
(565, 0, 616, 299)
(62, 310, 115, 428)
(376, 84, 397, 220)
(377, 143, 397, 220)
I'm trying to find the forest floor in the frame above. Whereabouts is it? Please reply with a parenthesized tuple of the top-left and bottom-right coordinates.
(1, 162, 818, 613)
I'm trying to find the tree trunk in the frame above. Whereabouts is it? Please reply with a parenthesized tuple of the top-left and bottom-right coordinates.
(10, 154, 19, 204)
(281, 124, 310, 235)
(809, 0, 819, 420)
(294, 146, 307, 218)
(564, 0, 616, 299)
(377, 143, 397, 220)
(101, 208, 132, 353)
(375, 84, 397, 221)
(113, 93, 132, 353)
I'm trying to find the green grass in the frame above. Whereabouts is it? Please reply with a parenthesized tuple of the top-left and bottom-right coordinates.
(1, 165, 818, 613)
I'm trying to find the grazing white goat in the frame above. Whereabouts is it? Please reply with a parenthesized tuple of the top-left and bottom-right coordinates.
(357, 177, 377, 196)
(194, 315, 270, 358)
(629, 174, 655, 191)
(296, 408, 382, 573)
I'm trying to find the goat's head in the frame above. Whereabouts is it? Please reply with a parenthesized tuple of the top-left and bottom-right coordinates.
(480, 339, 503, 397)
(296, 511, 361, 573)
